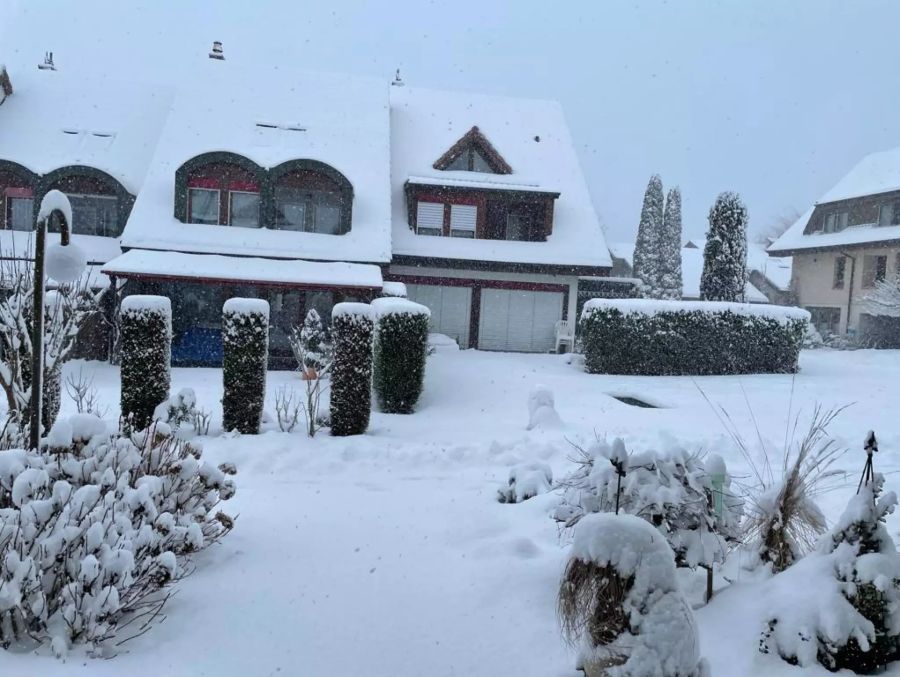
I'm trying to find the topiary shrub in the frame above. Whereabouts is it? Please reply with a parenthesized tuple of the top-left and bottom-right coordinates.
(580, 299, 809, 375)
(120, 295, 171, 430)
(372, 297, 430, 414)
(222, 298, 269, 435)
(330, 302, 374, 436)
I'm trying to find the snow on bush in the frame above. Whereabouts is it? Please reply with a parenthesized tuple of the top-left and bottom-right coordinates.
(555, 438, 743, 569)
(760, 474, 900, 673)
(119, 296, 171, 431)
(330, 303, 374, 436)
(526, 384, 563, 431)
(153, 388, 210, 438)
(222, 298, 269, 435)
(0, 416, 235, 655)
(497, 462, 552, 503)
(558, 513, 708, 676)
(700, 191, 748, 303)
(580, 299, 809, 375)
(290, 308, 331, 377)
(372, 298, 429, 415)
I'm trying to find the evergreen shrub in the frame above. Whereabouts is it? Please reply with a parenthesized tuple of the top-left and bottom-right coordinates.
(222, 298, 269, 434)
(372, 298, 430, 414)
(120, 295, 171, 430)
(330, 303, 374, 436)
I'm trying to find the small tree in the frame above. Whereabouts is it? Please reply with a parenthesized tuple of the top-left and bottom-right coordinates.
(701, 191, 748, 302)
(330, 303, 374, 436)
(632, 174, 665, 298)
(120, 295, 171, 431)
(659, 187, 684, 300)
(222, 298, 269, 435)
(289, 309, 334, 437)
(372, 298, 430, 414)
(863, 274, 900, 318)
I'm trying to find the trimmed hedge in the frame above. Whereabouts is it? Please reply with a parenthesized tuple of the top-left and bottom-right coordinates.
(120, 295, 172, 429)
(580, 299, 809, 376)
(372, 298, 430, 414)
(222, 298, 269, 434)
(330, 303, 374, 436)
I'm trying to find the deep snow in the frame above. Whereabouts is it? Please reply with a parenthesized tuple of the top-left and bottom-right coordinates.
(2, 347, 900, 676)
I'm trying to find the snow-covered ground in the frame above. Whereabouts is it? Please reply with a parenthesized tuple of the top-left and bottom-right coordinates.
(3, 347, 900, 676)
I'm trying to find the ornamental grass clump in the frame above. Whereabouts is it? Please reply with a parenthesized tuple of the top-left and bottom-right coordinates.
(372, 298, 430, 414)
(222, 298, 269, 435)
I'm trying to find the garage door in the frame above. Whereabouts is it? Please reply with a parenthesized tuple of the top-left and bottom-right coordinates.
(405, 284, 472, 348)
(478, 288, 564, 352)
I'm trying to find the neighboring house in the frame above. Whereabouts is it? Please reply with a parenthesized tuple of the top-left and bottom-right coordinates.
(0, 58, 610, 365)
(768, 146, 900, 341)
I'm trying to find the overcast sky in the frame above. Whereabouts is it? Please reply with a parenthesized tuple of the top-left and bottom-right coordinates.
(2, 0, 899, 245)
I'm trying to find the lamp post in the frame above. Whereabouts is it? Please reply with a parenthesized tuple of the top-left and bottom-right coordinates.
(29, 190, 85, 450)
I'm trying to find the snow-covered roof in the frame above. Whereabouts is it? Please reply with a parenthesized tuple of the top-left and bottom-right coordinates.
(120, 61, 391, 264)
(102, 250, 383, 290)
(390, 85, 609, 269)
(817, 146, 900, 204)
(769, 205, 900, 254)
(0, 67, 174, 194)
(608, 241, 635, 267)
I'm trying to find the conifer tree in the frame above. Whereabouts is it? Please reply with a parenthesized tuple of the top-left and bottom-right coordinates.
(700, 191, 748, 302)
(659, 187, 684, 300)
(632, 175, 665, 298)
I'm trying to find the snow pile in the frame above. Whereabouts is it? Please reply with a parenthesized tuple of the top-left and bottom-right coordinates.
(760, 474, 900, 672)
(526, 384, 563, 431)
(555, 439, 743, 569)
(371, 297, 430, 319)
(332, 302, 373, 320)
(222, 297, 270, 318)
(380, 281, 408, 298)
(37, 190, 73, 230)
(45, 241, 87, 285)
(0, 418, 235, 655)
(562, 513, 707, 676)
(497, 462, 553, 504)
(581, 298, 810, 325)
(121, 294, 171, 314)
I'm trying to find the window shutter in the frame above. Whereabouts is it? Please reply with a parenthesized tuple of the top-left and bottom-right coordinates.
(450, 204, 477, 232)
(416, 201, 444, 229)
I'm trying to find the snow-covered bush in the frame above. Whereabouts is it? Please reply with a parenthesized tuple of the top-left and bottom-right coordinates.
(580, 299, 809, 375)
(119, 296, 171, 431)
(289, 309, 333, 437)
(497, 462, 553, 504)
(700, 191, 748, 302)
(330, 303, 374, 436)
(0, 416, 236, 655)
(761, 474, 900, 673)
(153, 388, 210, 438)
(526, 384, 563, 431)
(290, 308, 331, 378)
(372, 298, 430, 414)
(555, 438, 743, 569)
(558, 512, 707, 676)
(222, 298, 269, 435)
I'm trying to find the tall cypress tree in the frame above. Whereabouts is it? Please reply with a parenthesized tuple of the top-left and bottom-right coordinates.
(632, 175, 665, 298)
(700, 192, 748, 302)
(659, 187, 684, 300)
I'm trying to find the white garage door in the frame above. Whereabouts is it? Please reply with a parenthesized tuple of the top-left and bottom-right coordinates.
(405, 284, 472, 348)
(478, 288, 564, 352)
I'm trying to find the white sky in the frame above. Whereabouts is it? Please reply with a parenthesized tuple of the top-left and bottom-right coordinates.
(2, 0, 899, 244)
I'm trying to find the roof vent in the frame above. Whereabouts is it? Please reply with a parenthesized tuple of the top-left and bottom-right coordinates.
(209, 41, 224, 60)
(255, 122, 306, 132)
(392, 68, 404, 87)
(38, 52, 56, 71)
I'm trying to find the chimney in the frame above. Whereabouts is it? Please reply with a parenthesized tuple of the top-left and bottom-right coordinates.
(38, 51, 56, 71)
(391, 68, 404, 87)
(0, 65, 12, 105)
(209, 41, 224, 60)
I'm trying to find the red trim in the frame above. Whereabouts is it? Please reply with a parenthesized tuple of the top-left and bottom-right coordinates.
(102, 270, 380, 291)
(187, 178, 220, 189)
(228, 181, 260, 192)
(4, 187, 34, 198)
(417, 192, 479, 206)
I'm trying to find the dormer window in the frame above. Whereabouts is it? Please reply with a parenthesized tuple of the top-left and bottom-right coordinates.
(416, 201, 444, 236)
(449, 204, 476, 238)
(189, 185, 220, 224)
(433, 126, 512, 175)
(42, 168, 130, 238)
(186, 174, 260, 228)
(823, 210, 848, 233)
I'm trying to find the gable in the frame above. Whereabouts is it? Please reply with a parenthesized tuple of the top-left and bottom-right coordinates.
(432, 126, 512, 175)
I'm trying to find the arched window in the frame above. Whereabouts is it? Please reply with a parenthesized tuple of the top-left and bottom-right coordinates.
(175, 153, 265, 228)
(269, 160, 353, 235)
(0, 161, 39, 231)
(39, 166, 132, 238)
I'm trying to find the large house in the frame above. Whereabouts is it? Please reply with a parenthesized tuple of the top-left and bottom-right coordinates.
(769, 146, 900, 342)
(0, 56, 609, 365)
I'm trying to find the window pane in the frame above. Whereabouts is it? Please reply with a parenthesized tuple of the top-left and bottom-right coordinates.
(450, 229, 475, 238)
(833, 257, 845, 289)
(837, 212, 848, 231)
(230, 192, 260, 228)
(824, 213, 835, 232)
(449, 204, 477, 232)
(880, 204, 893, 226)
(445, 154, 468, 171)
(312, 192, 341, 234)
(189, 188, 219, 224)
(506, 213, 531, 241)
(893, 201, 900, 225)
(8, 197, 34, 231)
(471, 149, 493, 173)
(863, 255, 888, 288)
(274, 186, 307, 231)
(418, 227, 442, 237)
(417, 201, 444, 234)
(68, 194, 118, 236)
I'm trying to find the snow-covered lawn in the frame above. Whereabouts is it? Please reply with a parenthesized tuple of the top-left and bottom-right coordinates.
(3, 347, 900, 676)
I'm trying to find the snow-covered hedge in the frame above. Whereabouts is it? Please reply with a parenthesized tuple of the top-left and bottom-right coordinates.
(119, 296, 171, 430)
(580, 299, 809, 375)
(559, 513, 707, 676)
(0, 415, 236, 655)
(222, 298, 269, 435)
(555, 439, 743, 569)
(372, 298, 430, 414)
(330, 303, 374, 436)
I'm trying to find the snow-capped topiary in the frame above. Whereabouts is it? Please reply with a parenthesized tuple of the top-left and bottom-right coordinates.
(119, 295, 171, 431)
(497, 462, 553, 503)
(372, 298, 430, 414)
(330, 303, 375, 436)
(526, 384, 563, 431)
(555, 438, 743, 569)
(659, 187, 684, 300)
(559, 513, 708, 676)
(761, 474, 900, 672)
(700, 191, 749, 302)
(0, 416, 236, 655)
(222, 298, 269, 435)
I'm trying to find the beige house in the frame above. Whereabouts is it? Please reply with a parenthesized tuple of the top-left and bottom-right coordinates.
(769, 146, 900, 342)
